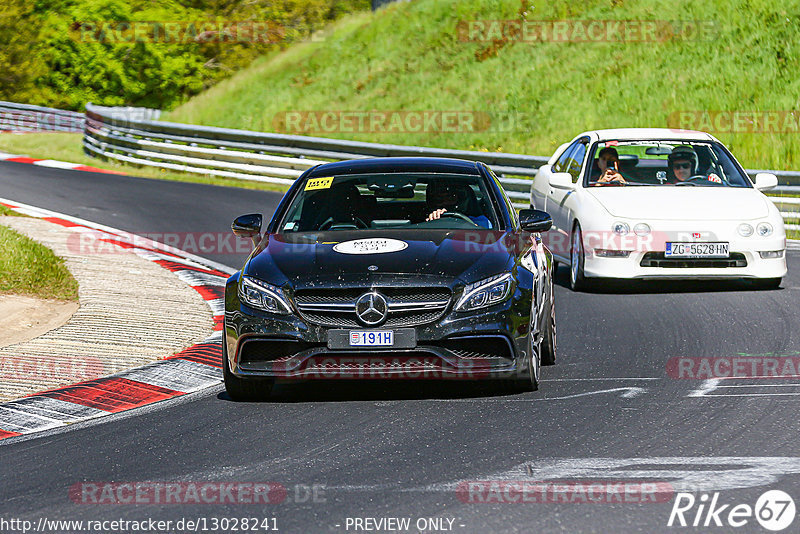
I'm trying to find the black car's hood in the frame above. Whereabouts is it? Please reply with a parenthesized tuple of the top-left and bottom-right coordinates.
(244, 229, 521, 289)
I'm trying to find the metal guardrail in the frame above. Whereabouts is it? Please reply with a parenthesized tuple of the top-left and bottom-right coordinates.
(82, 103, 547, 190)
(0, 101, 84, 133)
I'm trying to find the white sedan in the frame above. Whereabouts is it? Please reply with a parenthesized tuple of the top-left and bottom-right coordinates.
(530, 128, 787, 290)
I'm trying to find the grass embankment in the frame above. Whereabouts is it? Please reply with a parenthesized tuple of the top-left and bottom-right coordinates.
(0, 208, 78, 301)
(0, 133, 289, 192)
(167, 0, 800, 172)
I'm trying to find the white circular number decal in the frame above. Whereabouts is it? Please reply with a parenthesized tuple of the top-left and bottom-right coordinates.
(333, 238, 408, 255)
(755, 490, 796, 531)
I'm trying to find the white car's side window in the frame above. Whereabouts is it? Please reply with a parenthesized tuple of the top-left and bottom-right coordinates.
(553, 143, 578, 173)
(565, 142, 587, 183)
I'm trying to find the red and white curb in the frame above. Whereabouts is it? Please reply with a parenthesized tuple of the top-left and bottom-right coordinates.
(0, 198, 234, 442)
(0, 150, 125, 175)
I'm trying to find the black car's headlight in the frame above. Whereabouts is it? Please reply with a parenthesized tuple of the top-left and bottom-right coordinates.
(455, 273, 513, 312)
(238, 276, 291, 314)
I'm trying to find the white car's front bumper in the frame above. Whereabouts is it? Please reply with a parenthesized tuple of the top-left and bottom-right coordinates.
(582, 232, 787, 280)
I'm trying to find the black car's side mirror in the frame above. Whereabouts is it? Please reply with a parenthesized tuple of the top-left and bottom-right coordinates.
(519, 209, 552, 232)
(232, 214, 263, 246)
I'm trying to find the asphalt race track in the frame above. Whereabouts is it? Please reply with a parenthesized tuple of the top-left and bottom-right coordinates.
(2, 162, 800, 533)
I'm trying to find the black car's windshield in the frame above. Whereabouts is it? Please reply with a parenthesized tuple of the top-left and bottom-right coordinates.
(585, 140, 753, 188)
(279, 173, 500, 232)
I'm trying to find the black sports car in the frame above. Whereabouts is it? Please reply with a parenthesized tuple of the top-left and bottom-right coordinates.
(223, 157, 556, 400)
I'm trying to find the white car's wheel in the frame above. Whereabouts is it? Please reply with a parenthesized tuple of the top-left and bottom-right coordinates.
(570, 223, 589, 291)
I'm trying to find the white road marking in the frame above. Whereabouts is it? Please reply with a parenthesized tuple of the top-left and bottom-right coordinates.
(715, 383, 800, 388)
(543, 387, 646, 400)
(424, 457, 800, 493)
(687, 379, 721, 397)
(703, 392, 800, 397)
(689, 378, 800, 398)
(396, 387, 647, 402)
(541, 377, 660, 382)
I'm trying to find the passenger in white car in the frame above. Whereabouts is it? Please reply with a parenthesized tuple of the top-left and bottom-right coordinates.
(592, 147, 627, 185)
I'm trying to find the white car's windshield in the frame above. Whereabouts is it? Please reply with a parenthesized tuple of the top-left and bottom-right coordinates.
(585, 140, 752, 188)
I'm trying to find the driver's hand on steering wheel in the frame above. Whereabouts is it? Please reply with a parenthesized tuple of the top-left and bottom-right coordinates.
(426, 208, 448, 221)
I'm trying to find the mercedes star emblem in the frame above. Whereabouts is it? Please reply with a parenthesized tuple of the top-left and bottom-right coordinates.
(355, 292, 388, 326)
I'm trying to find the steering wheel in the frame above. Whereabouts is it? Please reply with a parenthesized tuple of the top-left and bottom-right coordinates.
(674, 175, 712, 186)
(318, 216, 369, 231)
(593, 180, 626, 186)
(438, 212, 479, 226)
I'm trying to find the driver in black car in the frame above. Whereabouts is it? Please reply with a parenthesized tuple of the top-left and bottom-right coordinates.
(667, 145, 722, 184)
(425, 181, 491, 228)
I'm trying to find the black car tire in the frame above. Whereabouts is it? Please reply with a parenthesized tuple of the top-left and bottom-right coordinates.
(503, 328, 540, 392)
(569, 223, 590, 291)
(540, 300, 556, 366)
(223, 341, 274, 401)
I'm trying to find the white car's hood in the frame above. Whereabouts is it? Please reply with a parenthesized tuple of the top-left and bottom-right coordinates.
(585, 187, 770, 220)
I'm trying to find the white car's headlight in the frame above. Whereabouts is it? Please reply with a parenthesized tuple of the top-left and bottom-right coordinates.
(612, 222, 630, 235)
(455, 274, 513, 312)
(737, 223, 754, 237)
(756, 222, 773, 237)
(238, 276, 291, 314)
(633, 223, 651, 236)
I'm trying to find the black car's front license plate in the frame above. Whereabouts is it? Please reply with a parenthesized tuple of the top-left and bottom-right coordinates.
(327, 329, 417, 350)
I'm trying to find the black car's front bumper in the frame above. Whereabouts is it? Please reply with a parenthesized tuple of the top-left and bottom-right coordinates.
(224, 276, 535, 381)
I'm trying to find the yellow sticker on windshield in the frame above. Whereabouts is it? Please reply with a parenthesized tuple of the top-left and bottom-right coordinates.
(305, 177, 334, 191)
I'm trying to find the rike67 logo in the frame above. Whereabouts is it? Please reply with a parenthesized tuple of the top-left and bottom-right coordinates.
(668, 490, 795, 531)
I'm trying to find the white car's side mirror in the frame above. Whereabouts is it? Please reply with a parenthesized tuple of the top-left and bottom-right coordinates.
(754, 172, 778, 191)
(549, 172, 575, 190)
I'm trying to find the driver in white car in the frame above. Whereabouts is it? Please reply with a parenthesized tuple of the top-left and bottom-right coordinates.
(668, 145, 722, 184)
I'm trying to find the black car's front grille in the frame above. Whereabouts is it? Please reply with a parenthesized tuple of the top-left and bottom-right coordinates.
(640, 252, 747, 268)
(294, 287, 451, 328)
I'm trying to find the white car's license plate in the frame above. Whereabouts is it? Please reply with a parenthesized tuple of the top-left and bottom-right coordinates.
(665, 242, 729, 258)
(349, 331, 394, 346)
